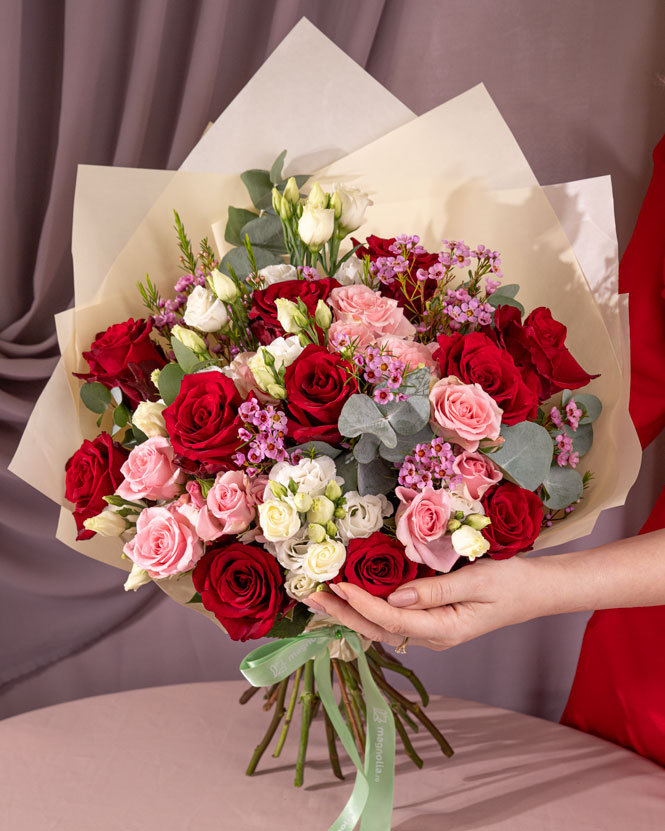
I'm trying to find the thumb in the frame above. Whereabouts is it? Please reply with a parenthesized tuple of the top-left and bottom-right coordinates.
(387, 565, 484, 609)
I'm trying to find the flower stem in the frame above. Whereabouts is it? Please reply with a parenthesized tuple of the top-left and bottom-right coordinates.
(273, 666, 303, 758)
(246, 678, 288, 776)
(263, 681, 283, 711)
(332, 658, 365, 757)
(294, 660, 316, 788)
(369, 645, 430, 707)
(393, 710, 423, 769)
(323, 709, 345, 780)
(239, 684, 261, 705)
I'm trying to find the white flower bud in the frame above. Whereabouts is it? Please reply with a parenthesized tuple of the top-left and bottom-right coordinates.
(298, 205, 334, 249)
(209, 269, 238, 302)
(307, 523, 327, 543)
(465, 513, 492, 531)
(172, 324, 207, 355)
(283, 177, 300, 206)
(83, 509, 127, 537)
(331, 186, 373, 234)
(132, 401, 167, 438)
(123, 561, 151, 591)
(306, 182, 328, 209)
(451, 525, 490, 561)
(275, 298, 307, 333)
(182, 285, 228, 332)
(307, 496, 335, 525)
(293, 491, 313, 513)
(314, 299, 332, 330)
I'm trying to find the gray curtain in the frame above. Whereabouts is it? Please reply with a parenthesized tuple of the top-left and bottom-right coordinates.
(2, 0, 665, 721)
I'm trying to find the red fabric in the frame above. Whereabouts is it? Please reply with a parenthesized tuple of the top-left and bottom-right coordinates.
(561, 135, 665, 766)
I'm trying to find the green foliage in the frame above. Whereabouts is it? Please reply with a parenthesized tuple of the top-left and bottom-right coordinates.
(173, 210, 198, 273)
(357, 457, 397, 496)
(541, 465, 584, 510)
(561, 390, 602, 424)
(290, 441, 342, 459)
(171, 336, 201, 373)
(268, 603, 312, 639)
(158, 363, 185, 406)
(187, 592, 203, 605)
(225, 207, 257, 246)
(80, 382, 112, 414)
(484, 421, 554, 491)
(112, 403, 131, 428)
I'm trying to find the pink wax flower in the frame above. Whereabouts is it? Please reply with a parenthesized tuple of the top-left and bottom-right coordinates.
(195, 470, 256, 541)
(123, 504, 203, 578)
(430, 377, 502, 451)
(116, 437, 185, 502)
(395, 485, 458, 572)
(329, 284, 416, 339)
(452, 450, 503, 501)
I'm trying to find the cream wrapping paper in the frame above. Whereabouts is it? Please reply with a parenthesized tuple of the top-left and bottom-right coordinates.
(9, 22, 639, 618)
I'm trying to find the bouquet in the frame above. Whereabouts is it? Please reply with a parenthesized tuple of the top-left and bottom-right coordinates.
(10, 20, 640, 831)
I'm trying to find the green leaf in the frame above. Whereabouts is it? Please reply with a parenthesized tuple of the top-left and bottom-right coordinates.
(270, 150, 287, 185)
(398, 368, 431, 397)
(541, 465, 583, 510)
(291, 441, 342, 459)
(353, 433, 380, 464)
(268, 603, 312, 639)
(187, 592, 203, 605)
(171, 337, 201, 374)
(379, 425, 435, 464)
(240, 213, 286, 253)
(338, 394, 397, 448)
(80, 381, 112, 414)
(158, 363, 185, 406)
(132, 424, 149, 444)
(379, 395, 430, 436)
(335, 450, 358, 492)
(490, 283, 520, 299)
(220, 245, 282, 279)
(225, 206, 257, 246)
(240, 169, 273, 209)
(196, 478, 215, 499)
(113, 403, 131, 428)
(488, 294, 525, 315)
(558, 422, 594, 457)
(357, 457, 397, 496)
(484, 421, 554, 491)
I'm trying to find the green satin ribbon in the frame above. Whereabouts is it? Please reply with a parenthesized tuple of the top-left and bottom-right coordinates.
(240, 626, 396, 831)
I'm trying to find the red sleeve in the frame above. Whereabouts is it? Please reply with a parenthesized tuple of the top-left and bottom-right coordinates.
(618, 135, 665, 448)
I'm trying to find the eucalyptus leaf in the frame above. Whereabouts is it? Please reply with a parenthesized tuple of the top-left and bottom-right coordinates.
(484, 421, 553, 491)
(158, 363, 185, 406)
(80, 382, 112, 414)
(557, 422, 594, 457)
(240, 213, 286, 253)
(353, 433, 380, 464)
(132, 424, 149, 444)
(269, 149, 287, 185)
(225, 206, 257, 246)
(397, 367, 431, 398)
(335, 450, 358, 492)
(113, 403, 131, 429)
(291, 441, 342, 459)
(490, 283, 520, 299)
(220, 245, 282, 279)
(541, 465, 583, 510)
(338, 394, 397, 448)
(240, 169, 273, 209)
(171, 337, 201, 374)
(561, 391, 602, 425)
(379, 425, 435, 464)
(268, 603, 312, 639)
(380, 395, 430, 435)
(357, 457, 397, 496)
(487, 294, 525, 315)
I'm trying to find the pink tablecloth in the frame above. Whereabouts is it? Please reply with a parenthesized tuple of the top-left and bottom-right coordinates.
(1, 680, 663, 830)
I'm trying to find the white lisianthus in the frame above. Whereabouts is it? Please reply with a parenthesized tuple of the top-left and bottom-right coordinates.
(302, 539, 347, 582)
(248, 350, 275, 390)
(336, 491, 393, 543)
(258, 499, 301, 542)
(285, 570, 319, 601)
(299, 205, 334, 249)
(275, 298, 307, 334)
(307, 496, 335, 525)
(306, 182, 329, 208)
(269, 456, 342, 497)
(249, 336, 304, 391)
(209, 269, 238, 302)
(83, 508, 127, 537)
(259, 263, 298, 285)
(132, 401, 168, 438)
(331, 186, 373, 233)
(450, 525, 490, 561)
(183, 285, 228, 332)
(123, 561, 152, 591)
(269, 527, 310, 571)
(171, 324, 207, 354)
(266, 335, 304, 368)
(450, 489, 484, 518)
(333, 257, 365, 286)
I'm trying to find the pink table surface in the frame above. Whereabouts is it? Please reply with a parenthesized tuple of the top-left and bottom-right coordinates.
(1, 680, 663, 830)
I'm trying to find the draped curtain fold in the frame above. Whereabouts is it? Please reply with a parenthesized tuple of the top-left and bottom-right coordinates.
(1, 0, 664, 719)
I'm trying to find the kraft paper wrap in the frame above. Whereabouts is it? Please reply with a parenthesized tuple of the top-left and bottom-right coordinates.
(10, 23, 639, 621)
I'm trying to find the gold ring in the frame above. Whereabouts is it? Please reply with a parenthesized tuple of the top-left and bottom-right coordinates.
(395, 636, 409, 654)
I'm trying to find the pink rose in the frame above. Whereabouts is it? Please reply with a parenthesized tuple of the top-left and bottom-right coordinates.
(452, 450, 503, 500)
(395, 486, 458, 572)
(328, 320, 376, 351)
(430, 377, 502, 451)
(378, 335, 439, 373)
(195, 470, 256, 541)
(123, 504, 203, 577)
(329, 284, 416, 339)
(116, 437, 185, 502)
(247, 474, 270, 505)
(185, 479, 206, 509)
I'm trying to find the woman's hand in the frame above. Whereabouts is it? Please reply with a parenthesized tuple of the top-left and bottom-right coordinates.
(303, 555, 561, 650)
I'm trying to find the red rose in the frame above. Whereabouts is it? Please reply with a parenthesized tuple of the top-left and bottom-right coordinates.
(76, 318, 166, 407)
(435, 331, 538, 425)
(192, 541, 288, 641)
(333, 532, 425, 597)
(249, 278, 339, 343)
(65, 433, 128, 540)
(163, 371, 244, 472)
(283, 344, 358, 444)
(352, 235, 439, 319)
(481, 481, 543, 558)
(492, 305, 598, 401)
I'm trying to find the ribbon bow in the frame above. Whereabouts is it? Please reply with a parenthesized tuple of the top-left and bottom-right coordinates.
(240, 625, 396, 831)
